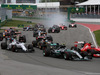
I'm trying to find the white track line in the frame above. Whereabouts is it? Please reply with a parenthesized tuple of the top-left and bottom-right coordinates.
(75, 70, 100, 75)
(78, 24, 98, 48)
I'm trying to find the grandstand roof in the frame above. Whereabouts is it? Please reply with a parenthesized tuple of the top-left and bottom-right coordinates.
(77, 0, 100, 5)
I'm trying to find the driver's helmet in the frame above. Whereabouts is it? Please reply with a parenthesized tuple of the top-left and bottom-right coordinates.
(62, 43, 66, 47)
(62, 43, 65, 46)
(88, 42, 92, 45)
(74, 44, 77, 47)
(5, 30, 7, 32)
(38, 28, 41, 30)
(13, 35, 16, 38)
(83, 41, 86, 44)
(43, 38, 46, 41)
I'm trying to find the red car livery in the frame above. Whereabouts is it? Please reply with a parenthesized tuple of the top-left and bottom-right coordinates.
(59, 24, 67, 30)
(74, 41, 100, 57)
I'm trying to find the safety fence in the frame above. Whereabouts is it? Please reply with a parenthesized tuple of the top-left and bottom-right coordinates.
(71, 13, 100, 18)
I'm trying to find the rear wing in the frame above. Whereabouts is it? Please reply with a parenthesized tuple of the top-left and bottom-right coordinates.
(15, 32, 21, 35)
(40, 32, 47, 34)
(74, 41, 85, 44)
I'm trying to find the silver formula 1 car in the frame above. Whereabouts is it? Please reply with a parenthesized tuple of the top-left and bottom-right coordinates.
(1, 39, 34, 52)
(43, 44, 92, 61)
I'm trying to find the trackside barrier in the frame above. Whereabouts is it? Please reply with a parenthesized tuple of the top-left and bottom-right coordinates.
(27, 21, 32, 23)
(17, 24, 24, 28)
(67, 19, 75, 23)
(0, 20, 7, 28)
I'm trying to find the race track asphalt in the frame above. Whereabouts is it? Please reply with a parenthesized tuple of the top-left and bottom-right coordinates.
(1, 24, 100, 74)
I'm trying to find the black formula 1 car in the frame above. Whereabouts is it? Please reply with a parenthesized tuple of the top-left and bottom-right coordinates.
(36, 37, 53, 50)
(32, 35, 53, 49)
(43, 44, 92, 61)
(48, 25, 60, 33)
(69, 23, 77, 28)
(33, 24, 46, 32)
(63, 49, 92, 60)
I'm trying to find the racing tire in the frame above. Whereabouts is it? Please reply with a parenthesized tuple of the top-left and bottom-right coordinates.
(33, 32, 37, 37)
(23, 35, 26, 43)
(38, 43, 42, 49)
(28, 44, 35, 52)
(64, 52, 70, 60)
(11, 45, 17, 52)
(32, 40, 37, 47)
(81, 51, 88, 58)
(41, 44, 47, 50)
(33, 34, 35, 37)
(46, 35, 53, 41)
(75, 25, 77, 28)
(87, 49, 96, 56)
(58, 28, 60, 33)
(56, 30, 59, 33)
(69, 25, 71, 28)
(87, 55, 92, 59)
(43, 46, 50, 56)
(1, 42, 7, 49)
(48, 28, 52, 33)
(64, 27, 67, 30)
(23, 28, 25, 31)
(0, 37, 3, 41)
(0, 34, 3, 41)
(48, 30, 51, 33)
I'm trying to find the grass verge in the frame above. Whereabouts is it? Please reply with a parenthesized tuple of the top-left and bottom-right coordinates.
(13, 16, 49, 20)
(94, 30, 100, 46)
(1, 20, 35, 27)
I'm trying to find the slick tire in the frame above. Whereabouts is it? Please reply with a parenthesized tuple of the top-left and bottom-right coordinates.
(28, 44, 35, 52)
(43, 46, 50, 56)
(23, 35, 26, 43)
(1, 42, 7, 49)
(48, 30, 51, 33)
(64, 52, 70, 60)
(0, 37, 3, 41)
(11, 45, 17, 52)
(32, 40, 37, 47)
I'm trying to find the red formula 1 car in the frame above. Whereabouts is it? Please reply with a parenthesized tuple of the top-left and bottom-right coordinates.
(59, 24, 67, 30)
(72, 41, 100, 57)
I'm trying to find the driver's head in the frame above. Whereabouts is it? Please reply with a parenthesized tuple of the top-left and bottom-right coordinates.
(84, 41, 86, 44)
